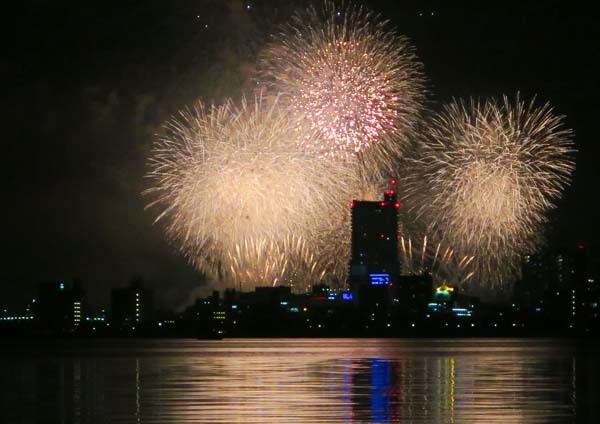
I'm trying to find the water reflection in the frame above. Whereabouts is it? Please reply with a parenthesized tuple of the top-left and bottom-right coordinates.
(0, 339, 598, 423)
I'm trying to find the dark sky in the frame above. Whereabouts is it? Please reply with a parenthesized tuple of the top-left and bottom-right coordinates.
(3, 0, 599, 311)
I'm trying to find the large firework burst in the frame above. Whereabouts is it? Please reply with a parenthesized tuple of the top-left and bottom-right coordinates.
(258, 0, 425, 161)
(145, 95, 358, 289)
(402, 95, 575, 287)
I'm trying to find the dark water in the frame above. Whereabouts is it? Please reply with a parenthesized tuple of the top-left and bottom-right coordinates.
(1, 338, 599, 423)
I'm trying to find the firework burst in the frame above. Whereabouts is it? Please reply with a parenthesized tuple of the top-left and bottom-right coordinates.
(145, 95, 358, 289)
(258, 0, 425, 160)
(402, 95, 575, 287)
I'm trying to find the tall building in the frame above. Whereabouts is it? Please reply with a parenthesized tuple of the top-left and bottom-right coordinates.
(110, 279, 154, 329)
(348, 180, 401, 290)
(572, 243, 595, 330)
(348, 180, 401, 313)
(38, 280, 85, 333)
(517, 243, 598, 332)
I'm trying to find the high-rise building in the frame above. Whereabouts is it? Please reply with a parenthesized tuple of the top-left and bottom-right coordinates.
(572, 243, 594, 329)
(110, 279, 154, 329)
(38, 280, 85, 333)
(517, 243, 598, 332)
(348, 180, 401, 290)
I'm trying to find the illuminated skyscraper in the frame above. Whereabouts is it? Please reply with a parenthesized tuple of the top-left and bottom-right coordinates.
(348, 181, 401, 291)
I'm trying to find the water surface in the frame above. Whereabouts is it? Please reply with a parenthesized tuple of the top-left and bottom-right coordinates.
(1, 338, 598, 423)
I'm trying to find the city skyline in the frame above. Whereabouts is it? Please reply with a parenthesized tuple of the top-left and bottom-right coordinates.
(4, 0, 598, 310)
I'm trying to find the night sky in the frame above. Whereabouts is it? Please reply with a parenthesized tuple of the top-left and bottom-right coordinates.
(4, 0, 599, 311)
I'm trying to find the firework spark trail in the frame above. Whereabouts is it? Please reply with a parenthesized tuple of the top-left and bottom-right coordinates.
(225, 234, 328, 292)
(399, 234, 475, 287)
(258, 0, 425, 162)
(145, 95, 359, 289)
(401, 95, 575, 287)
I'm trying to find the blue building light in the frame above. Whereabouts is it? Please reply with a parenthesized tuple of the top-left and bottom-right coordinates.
(452, 308, 472, 317)
(369, 273, 390, 285)
(341, 292, 354, 301)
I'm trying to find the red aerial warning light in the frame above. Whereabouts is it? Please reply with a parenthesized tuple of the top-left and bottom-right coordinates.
(350, 200, 355, 208)
(380, 233, 385, 239)
(380, 201, 387, 207)
(394, 202, 400, 209)
(385, 189, 395, 195)
(390, 179, 397, 185)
